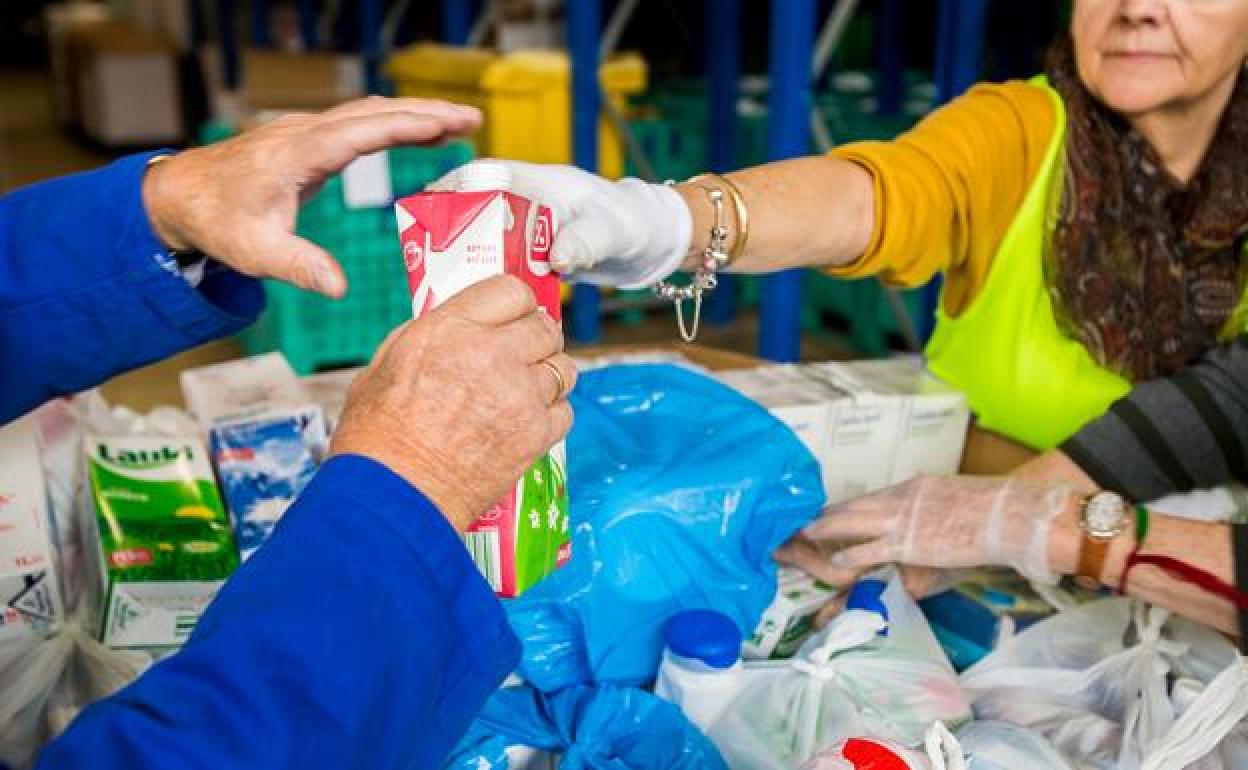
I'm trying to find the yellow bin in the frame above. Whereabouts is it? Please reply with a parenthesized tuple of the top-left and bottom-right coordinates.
(387, 45, 647, 179)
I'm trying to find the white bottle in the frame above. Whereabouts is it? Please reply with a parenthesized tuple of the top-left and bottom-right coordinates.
(653, 609, 745, 733)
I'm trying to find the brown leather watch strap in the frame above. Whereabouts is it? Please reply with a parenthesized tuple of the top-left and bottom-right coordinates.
(1076, 533, 1111, 586)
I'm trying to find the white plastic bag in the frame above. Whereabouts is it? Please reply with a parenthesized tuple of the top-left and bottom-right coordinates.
(962, 598, 1248, 770)
(0, 628, 73, 769)
(0, 395, 159, 769)
(952, 721, 1074, 770)
(708, 570, 970, 769)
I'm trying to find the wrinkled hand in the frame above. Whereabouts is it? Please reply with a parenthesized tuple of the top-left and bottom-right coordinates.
(142, 97, 481, 297)
(429, 159, 691, 288)
(778, 475, 1075, 595)
(777, 534, 955, 627)
(328, 275, 576, 531)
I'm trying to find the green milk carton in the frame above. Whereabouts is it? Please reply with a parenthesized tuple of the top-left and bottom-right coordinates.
(86, 434, 239, 649)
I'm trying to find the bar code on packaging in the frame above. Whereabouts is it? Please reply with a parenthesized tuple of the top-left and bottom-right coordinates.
(463, 530, 502, 592)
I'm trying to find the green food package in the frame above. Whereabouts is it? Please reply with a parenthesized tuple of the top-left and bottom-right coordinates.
(462, 443, 571, 598)
(86, 434, 238, 649)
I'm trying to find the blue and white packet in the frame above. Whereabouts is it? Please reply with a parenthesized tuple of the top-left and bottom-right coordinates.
(210, 406, 326, 560)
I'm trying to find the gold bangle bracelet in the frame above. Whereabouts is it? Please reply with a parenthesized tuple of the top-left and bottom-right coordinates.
(688, 172, 750, 265)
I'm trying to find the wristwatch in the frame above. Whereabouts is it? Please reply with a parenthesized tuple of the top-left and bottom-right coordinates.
(1075, 490, 1128, 587)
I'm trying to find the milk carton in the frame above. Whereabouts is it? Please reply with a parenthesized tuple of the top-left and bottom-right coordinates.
(180, 353, 306, 430)
(394, 162, 570, 598)
(744, 567, 839, 660)
(210, 406, 326, 561)
(0, 416, 63, 634)
(712, 367, 834, 493)
(86, 434, 238, 648)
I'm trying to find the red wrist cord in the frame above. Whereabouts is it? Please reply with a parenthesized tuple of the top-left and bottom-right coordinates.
(1119, 550, 1248, 610)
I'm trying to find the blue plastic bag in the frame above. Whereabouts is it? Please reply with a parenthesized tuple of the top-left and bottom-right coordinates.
(508, 364, 825, 692)
(447, 685, 729, 770)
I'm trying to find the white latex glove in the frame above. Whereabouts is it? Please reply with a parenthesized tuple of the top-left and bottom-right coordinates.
(784, 475, 1074, 587)
(429, 159, 692, 288)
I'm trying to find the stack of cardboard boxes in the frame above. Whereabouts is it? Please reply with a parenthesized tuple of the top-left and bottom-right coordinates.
(714, 358, 970, 504)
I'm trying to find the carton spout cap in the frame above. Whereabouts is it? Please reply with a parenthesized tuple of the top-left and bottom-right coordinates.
(458, 161, 512, 192)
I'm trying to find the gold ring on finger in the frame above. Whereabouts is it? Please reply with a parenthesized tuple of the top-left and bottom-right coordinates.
(540, 358, 567, 405)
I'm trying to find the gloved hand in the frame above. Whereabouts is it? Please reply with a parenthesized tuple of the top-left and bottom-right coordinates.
(779, 475, 1075, 589)
(776, 535, 956, 627)
(429, 159, 692, 288)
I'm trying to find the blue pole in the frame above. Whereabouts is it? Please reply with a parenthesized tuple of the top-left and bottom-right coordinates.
(297, 0, 319, 51)
(935, 0, 987, 103)
(250, 0, 271, 48)
(760, 0, 816, 362)
(568, 0, 602, 343)
(217, 0, 241, 90)
(705, 0, 741, 326)
(360, 0, 383, 94)
(443, 0, 475, 45)
(877, 0, 904, 116)
(921, 0, 988, 340)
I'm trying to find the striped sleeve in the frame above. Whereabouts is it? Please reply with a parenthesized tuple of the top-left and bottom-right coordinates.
(1061, 338, 1248, 502)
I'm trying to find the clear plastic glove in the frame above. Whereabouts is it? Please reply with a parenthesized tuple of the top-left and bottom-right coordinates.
(783, 475, 1074, 588)
(429, 159, 692, 288)
(776, 536, 956, 627)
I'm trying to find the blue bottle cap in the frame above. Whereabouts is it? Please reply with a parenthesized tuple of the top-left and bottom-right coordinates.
(979, 586, 1016, 608)
(846, 578, 890, 635)
(663, 609, 743, 669)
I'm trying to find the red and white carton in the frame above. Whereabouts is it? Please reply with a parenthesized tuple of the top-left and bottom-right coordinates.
(0, 415, 63, 635)
(394, 163, 570, 598)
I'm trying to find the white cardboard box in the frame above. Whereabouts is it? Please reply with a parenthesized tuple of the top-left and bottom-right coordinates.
(180, 352, 307, 429)
(807, 359, 969, 493)
(70, 20, 183, 145)
(717, 360, 969, 504)
(0, 416, 63, 635)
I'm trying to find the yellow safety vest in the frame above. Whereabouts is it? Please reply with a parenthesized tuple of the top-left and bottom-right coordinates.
(926, 76, 1248, 450)
(925, 77, 1131, 451)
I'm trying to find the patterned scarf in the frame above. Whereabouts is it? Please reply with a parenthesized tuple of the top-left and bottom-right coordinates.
(1044, 39, 1248, 381)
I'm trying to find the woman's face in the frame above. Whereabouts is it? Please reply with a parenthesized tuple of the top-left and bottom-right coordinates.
(1073, 0, 1248, 115)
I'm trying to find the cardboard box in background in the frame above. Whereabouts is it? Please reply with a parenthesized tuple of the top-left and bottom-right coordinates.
(200, 48, 364, 122)
(715, 359, 970, 504)
(242, 50, 364, 110)
(0, 416, 64, 635)
(108, 0, 194, 51)
(45, 3, 113, 127)
(807, 359, 970, 499)
(67, 19, 183, 145)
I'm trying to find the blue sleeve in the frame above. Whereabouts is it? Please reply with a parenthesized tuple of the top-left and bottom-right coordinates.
(37, 455, 520, 770)
(0, 152, 265, 424)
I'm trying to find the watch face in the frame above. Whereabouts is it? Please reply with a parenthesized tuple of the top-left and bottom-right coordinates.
(1082, 492, 1126, 538)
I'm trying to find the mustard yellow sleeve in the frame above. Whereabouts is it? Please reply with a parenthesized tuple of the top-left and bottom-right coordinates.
(828, 80, 1057, 315)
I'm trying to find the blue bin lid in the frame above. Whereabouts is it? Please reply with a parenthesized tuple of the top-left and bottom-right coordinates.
(846, 578, 890, 635)
(662, 609, 742, 669)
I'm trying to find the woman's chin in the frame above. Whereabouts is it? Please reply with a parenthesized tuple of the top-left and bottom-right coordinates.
(1092, 81, 1179, 117)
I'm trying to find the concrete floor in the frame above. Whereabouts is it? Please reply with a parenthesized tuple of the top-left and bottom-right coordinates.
(2, 66, 855, 413)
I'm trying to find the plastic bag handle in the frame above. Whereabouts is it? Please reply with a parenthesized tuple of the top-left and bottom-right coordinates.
(1141, 655, 1248, 770)
(924, 722, 966, 770)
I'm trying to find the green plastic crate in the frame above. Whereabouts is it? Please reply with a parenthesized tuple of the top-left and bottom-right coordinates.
(236, 141, 475, 373)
